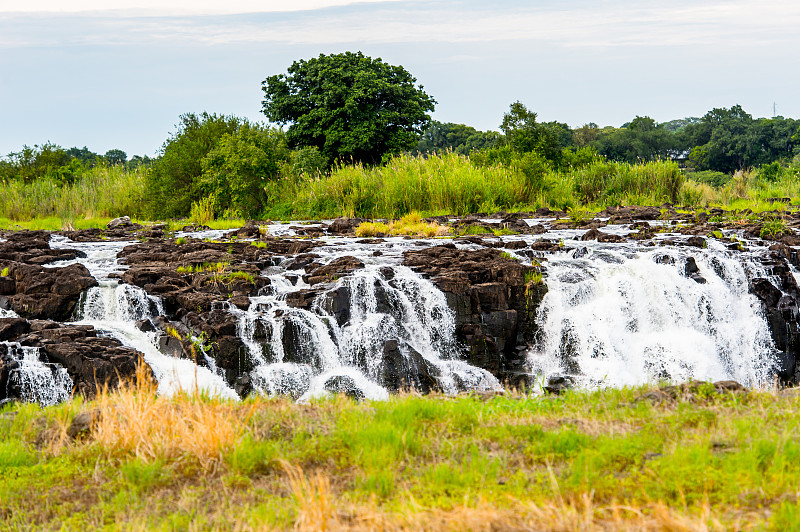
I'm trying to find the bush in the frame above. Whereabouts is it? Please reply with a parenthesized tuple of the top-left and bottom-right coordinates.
(200, 123, 289, 219)
(145, 113, 241, 219)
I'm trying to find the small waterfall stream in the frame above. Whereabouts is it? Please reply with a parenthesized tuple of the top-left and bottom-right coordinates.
(49, 235, 239, 399)
(1, 341, 73, 406)
(525, 238, 778, 388)
(231, 263, 498, 400)
(5, 221, 790, 404)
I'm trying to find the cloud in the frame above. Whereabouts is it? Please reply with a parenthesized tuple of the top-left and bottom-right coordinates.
(2, 0, 797, 50)
(0, 0, 402, 15)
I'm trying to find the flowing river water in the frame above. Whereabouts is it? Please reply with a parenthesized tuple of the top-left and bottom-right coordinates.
(2, 219, 789, 403)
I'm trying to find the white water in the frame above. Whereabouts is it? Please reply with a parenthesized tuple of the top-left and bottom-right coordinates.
(527, 240, 777, 388)
(74, 282, 239, 399)
(232, 262, 498, 400)
(50, 235, 240, 399)
(3, 341, 73, 406)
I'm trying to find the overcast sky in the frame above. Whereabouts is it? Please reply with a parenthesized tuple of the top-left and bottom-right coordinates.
(1, 0, 798, 156)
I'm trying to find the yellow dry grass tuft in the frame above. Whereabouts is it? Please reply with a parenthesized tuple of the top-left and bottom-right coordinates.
(355, 212, 450, 238)
(89, 364, 252, 472)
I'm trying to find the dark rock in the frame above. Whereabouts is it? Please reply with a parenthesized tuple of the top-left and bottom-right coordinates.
(379, 339, 439, 393)
(158, 335, 186, 358)
(67, 409, 101, 439)
(323, 375, 365, 400)
(107, 216, 132, 229)
(9, 263, 97, 321)
(135, 319, 156, 332)
(305, 256, 364, 285)
(685, 236, 706, 248)
(328, 217, 367, 235)
(580, 228, 626, 243)
(544, 375, 574, 395)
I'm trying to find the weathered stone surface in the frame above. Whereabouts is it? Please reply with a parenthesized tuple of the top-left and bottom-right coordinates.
(403, 245, 547, 382)
(7, 263, 97, 321)
(1, 318, 150, 398)
(304, 256, 364, 285)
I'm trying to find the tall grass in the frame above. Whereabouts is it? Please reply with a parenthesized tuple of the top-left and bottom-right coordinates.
(3, 153, 800, 226)
(0, 165, 146, 222)
(263, 153, 691, 220)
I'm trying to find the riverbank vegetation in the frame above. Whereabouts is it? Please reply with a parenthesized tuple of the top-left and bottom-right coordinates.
(2, 375, 799, 530)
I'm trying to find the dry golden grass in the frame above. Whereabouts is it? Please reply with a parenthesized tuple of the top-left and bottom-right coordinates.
(355, 212, 450, 238)
(88, 366, 254, 471)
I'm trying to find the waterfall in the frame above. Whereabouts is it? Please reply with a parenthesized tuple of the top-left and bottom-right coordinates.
(2, 341, 73, 406)
(528, 242, 777, 388)
(233, 264, 498, 400)
(74, 282, 239, 399)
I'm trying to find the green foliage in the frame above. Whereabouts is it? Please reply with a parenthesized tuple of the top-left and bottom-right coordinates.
(104, 149, 127, 166)
(1, 267, 9, 277)
(760, 215, 788, 239)
(288, 146, 327, 179)
(145, 112, 241, 219)
(262, 51, 436, 165)
(573, 160, 683, 205)
(525, 270, 543, 285)
(0, 165, 146, 221)
(189, 196, 215, 225)
(200, 123, 289, 219)
(416, 121, 502, 155)
(210, 271, 255, 284)
(500, 101, 563, 163)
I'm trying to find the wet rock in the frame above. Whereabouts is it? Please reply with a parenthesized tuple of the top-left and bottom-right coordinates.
(573, 247, 589, 259)
(685, 236, 706, 248)
(135, 319, 156, 332)
(0, 318, 150, 397)
(543, 375, 574, 395)
(158, 335, 185, 358)
(323, 375, 365, 400)
(107, 216, 133, 229)
(9, 263, 97, 321)
(305, 256, 364, 285)
(379, 339, 439, 393)
(328, 217, 367, 235)
(67, 409, 101, 439)
(580, 228, 626, 243)
(403, 246, 547, 382)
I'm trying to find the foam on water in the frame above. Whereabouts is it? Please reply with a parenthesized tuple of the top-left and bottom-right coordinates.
(74, 282, 239, 399)
(528, 242, 777, 388)
(2, 342, 73, 406)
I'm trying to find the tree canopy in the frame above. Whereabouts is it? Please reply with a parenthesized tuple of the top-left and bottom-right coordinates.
(261, 51, 436, 165)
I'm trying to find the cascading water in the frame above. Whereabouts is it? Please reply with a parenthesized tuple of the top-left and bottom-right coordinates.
(73, 281, 239, 399)
(233, 263, 498, 400)
(527, 239, 778, 388)
(2, 342, 73, 406)
(47, 235, 239, 399)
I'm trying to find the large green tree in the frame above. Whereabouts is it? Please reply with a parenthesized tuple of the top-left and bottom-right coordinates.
(261, 52, 436, 165)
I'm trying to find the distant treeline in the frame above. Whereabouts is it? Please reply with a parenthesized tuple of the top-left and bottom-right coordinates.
(418, 104, 800, 175)
(0, 143, 151, 184)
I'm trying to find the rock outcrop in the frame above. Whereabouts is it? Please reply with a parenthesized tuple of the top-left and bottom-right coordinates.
(403, 244, 547, 385)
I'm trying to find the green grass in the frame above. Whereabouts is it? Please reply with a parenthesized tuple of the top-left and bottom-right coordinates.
(2, 383, 799, 530)
(3, 153, 800, 227)
(209, 271, 255, 284)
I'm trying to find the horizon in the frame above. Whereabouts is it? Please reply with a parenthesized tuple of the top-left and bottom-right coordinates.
(1, 0, 798, 157)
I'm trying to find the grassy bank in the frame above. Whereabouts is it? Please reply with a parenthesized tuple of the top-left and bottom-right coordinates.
(2, 153, 800, 227)
(2, 376, 799, 530)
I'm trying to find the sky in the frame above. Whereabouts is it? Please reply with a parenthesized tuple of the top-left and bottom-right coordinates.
(1, 0, 798, 157)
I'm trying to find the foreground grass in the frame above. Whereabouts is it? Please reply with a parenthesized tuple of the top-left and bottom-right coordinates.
(2, 377, 800, 531)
